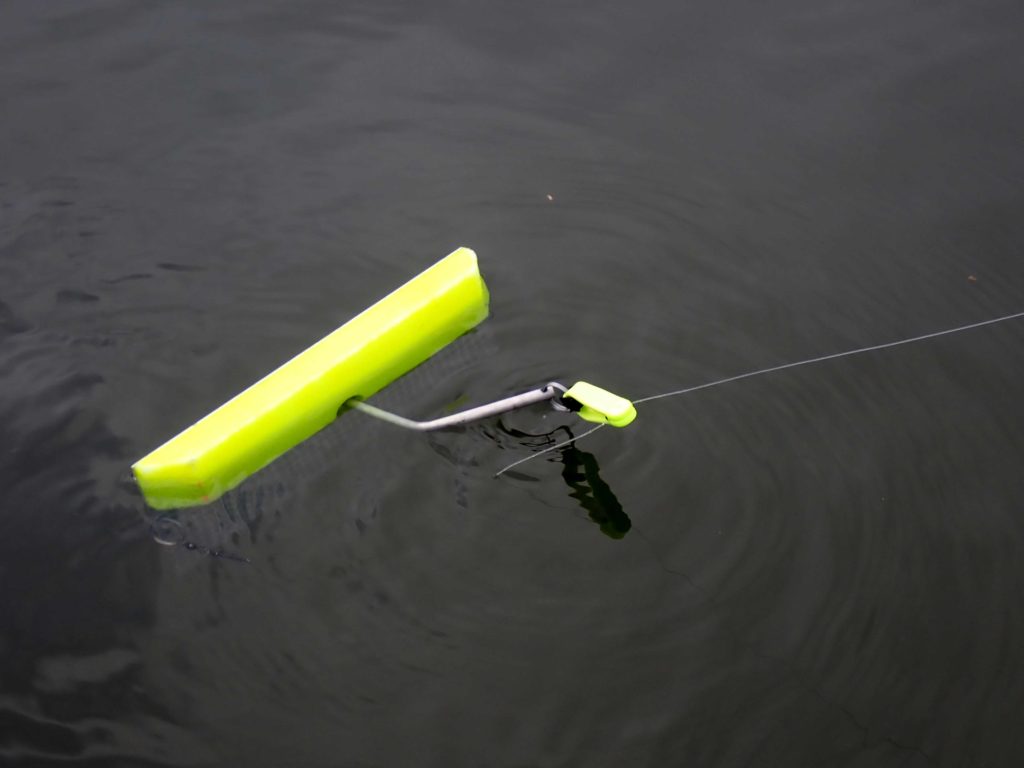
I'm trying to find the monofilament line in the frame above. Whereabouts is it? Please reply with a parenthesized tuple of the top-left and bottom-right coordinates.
(494, 423, 606, 477)
(494, 309, 1024, 478)
(633, 309, 1024, 404)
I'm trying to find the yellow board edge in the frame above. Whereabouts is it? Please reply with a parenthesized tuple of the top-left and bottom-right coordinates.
(132, 247, 490, 509)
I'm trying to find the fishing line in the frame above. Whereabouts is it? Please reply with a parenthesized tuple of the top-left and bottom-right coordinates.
(495, 309, 1024, 477)
(634, 309, 1024, 404)
(494, 423, 606, 477)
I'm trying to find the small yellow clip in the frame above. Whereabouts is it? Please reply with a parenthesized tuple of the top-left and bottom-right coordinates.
(563, 382, 637, 427)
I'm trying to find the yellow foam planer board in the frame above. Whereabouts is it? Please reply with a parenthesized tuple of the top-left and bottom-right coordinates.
(132, 247, 490, 509)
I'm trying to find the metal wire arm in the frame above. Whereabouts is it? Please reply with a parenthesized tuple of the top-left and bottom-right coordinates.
(345, 383, 567, 431)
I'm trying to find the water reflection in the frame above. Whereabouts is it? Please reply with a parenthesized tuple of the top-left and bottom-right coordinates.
(150, 513, 252, 564)
(559, 442, 631, 539)
(498, 423, 631, 539)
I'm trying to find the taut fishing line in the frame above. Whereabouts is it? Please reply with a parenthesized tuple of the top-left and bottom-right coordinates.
(495, 309, 1024, 477)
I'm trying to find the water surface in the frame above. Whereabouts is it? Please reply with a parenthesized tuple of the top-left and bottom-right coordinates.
(2, 1, 1024, 766)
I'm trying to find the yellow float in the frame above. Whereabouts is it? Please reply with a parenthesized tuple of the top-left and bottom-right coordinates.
(132, 247, 635, 509)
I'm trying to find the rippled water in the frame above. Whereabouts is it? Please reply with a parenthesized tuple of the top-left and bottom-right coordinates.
(3, 1, 1024, 766)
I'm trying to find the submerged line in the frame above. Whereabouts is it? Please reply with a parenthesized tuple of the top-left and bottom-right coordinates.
(633, 309, 1024, 404)
(494, 309, 1024, 477)
(494, 423, 606, 478)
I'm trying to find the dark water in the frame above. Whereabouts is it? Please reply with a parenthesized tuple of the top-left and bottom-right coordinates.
(3, 1, 1024, 766)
